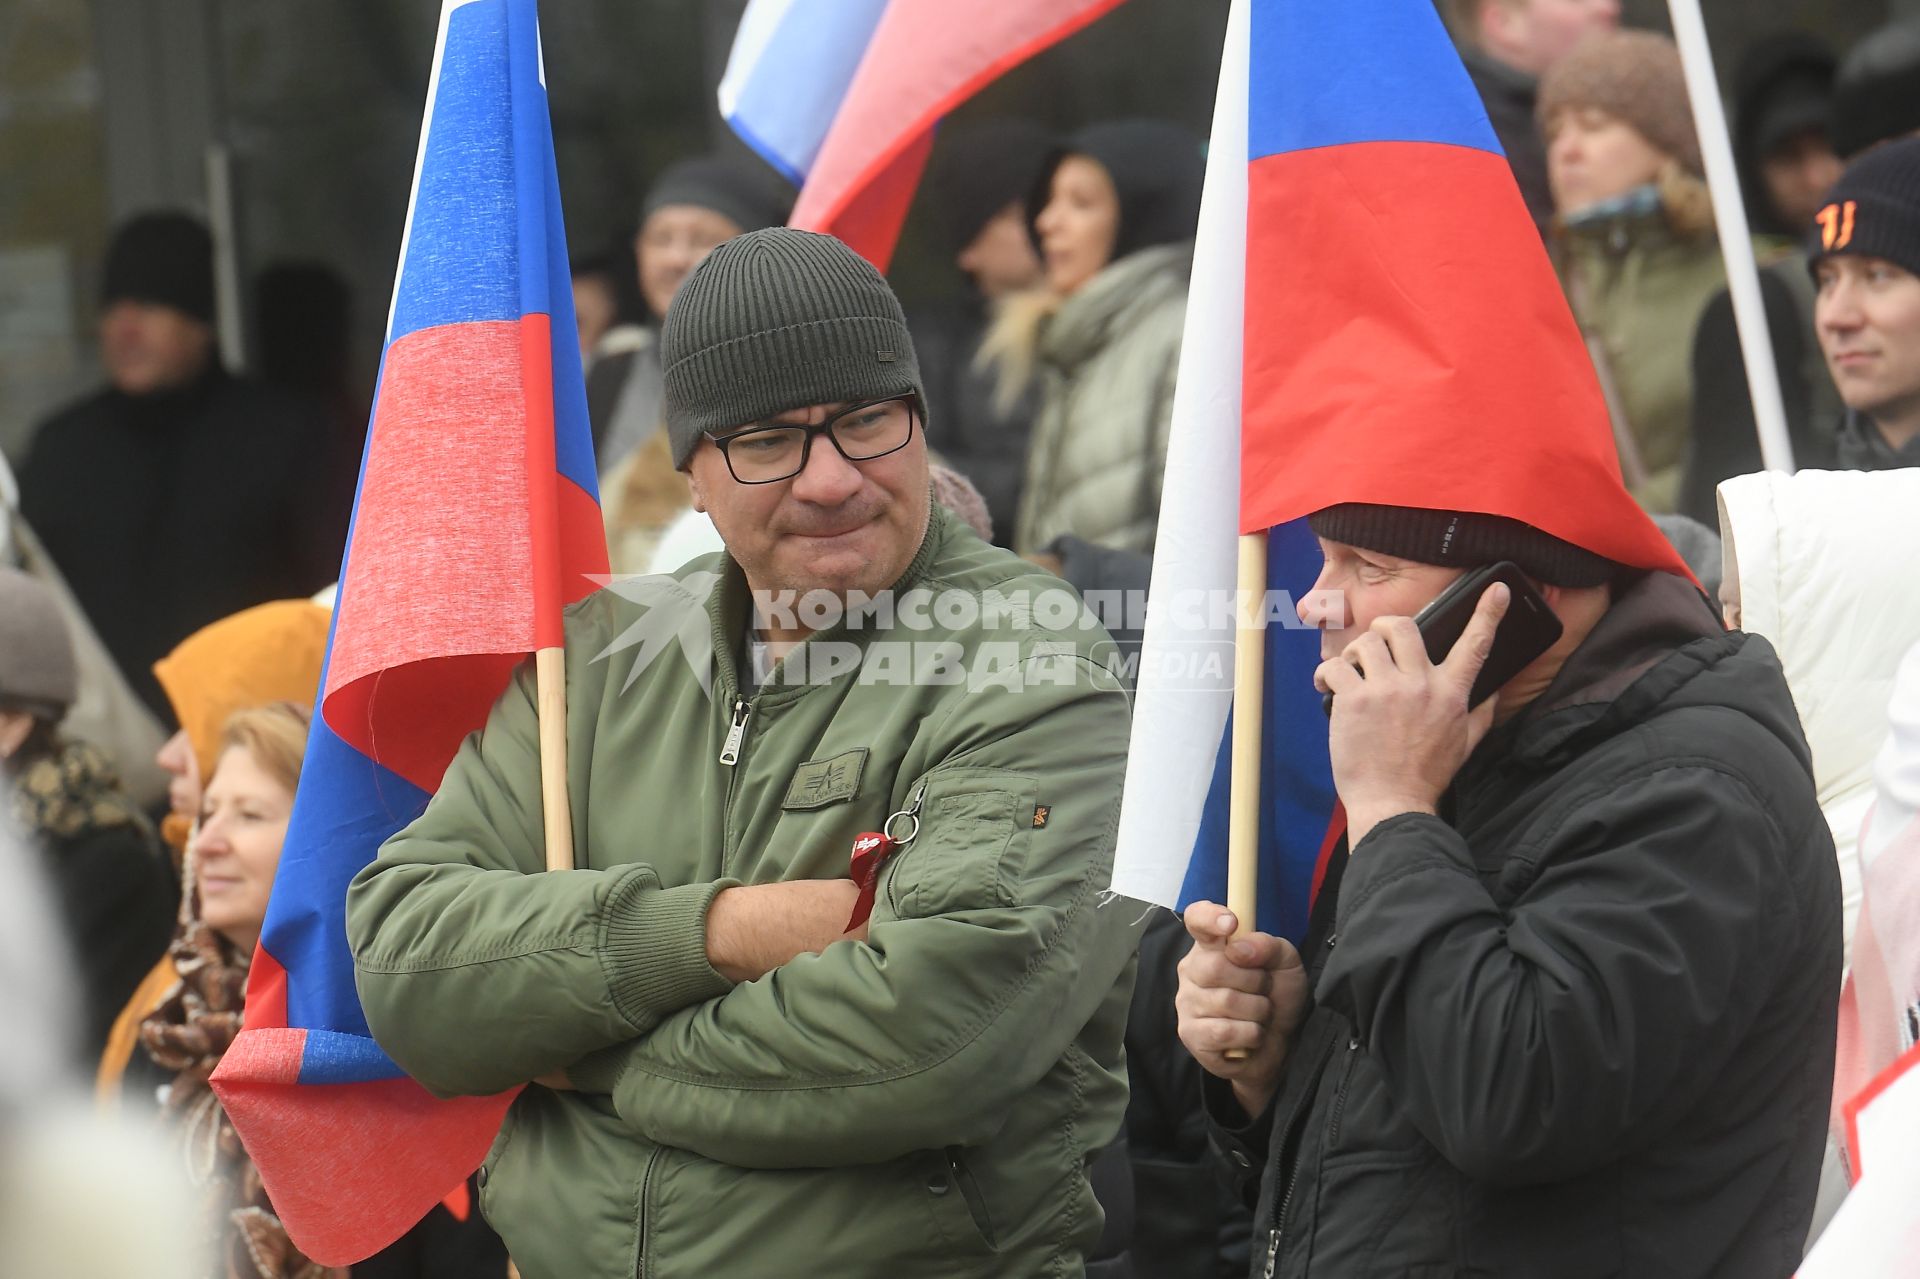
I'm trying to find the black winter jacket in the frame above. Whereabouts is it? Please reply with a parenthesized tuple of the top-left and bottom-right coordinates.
(1208, 572, 1841, 1278)
(20, 367, 341, 717)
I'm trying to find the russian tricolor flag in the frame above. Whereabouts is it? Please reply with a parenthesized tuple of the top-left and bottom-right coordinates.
(719, 0, 1126, 270)
(1111, 0, 1687, 933)
(209, 0, 608, 1264)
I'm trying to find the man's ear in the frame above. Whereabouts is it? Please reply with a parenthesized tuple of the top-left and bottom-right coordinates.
(1534, 579, 1568, 617)
(685, 464, 708, 514)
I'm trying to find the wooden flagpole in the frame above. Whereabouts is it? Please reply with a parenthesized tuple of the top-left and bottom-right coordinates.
(537, 647, 575, 872)
(1224, 531, 1267, 1061)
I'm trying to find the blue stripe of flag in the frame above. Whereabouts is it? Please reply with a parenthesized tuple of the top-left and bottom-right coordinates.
(268, 706, 431, 1049)
(1248, 0, 1501, 162)
(1178, 519, 1338, 944)
(385, 0, 597, 500)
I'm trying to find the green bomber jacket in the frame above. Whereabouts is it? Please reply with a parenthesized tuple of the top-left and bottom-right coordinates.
(346, 505, 1143, 1278)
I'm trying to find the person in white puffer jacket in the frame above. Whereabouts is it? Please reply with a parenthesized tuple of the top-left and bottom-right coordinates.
(1718, 466, 1920, 954)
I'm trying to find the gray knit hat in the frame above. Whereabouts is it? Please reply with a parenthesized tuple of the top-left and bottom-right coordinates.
(661, 228, 923, 469)
(0, 569, 78, 721)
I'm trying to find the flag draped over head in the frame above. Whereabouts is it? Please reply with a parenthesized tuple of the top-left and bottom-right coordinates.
(719, 0, 1127, 270)
(207, 0, 608, 1264)
(1109, 0, 1689, 937)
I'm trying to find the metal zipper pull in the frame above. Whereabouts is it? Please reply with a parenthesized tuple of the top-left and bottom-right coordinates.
(883, 780, 928, 845)
(1263, 1226, 1281, 1278)
(718, 699, 750, 766)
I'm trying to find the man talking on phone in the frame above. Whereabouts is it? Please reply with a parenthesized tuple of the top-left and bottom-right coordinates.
(1175, 504, 1841, 1278)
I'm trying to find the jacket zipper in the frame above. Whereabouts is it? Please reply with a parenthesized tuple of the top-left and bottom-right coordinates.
(945, 1147, 998, 1247)
(718, 698, 750, 765)
(1260, 1020, 1342, 1279)
(634, 1144, 665, 1278)
(1326, 1037, 1361, 1148)
(1265, 1165, 1297, 1278)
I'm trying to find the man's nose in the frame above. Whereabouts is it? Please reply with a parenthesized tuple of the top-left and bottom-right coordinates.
(1821, 282, 1864, 330)
(789, 429, 864, 504)
(1296, 567, 1345, 628)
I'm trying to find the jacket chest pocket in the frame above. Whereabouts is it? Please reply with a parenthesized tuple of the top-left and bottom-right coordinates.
(881, 769, 1038, 920)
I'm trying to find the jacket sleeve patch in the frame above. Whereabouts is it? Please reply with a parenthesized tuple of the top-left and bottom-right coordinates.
(781, 748, 869, 810)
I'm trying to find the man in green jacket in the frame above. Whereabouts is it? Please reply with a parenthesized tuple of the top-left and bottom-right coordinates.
(347, 228, 1142, 1278)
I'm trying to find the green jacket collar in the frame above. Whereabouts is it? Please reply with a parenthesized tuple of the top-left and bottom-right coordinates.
(706, 501, 953, 703)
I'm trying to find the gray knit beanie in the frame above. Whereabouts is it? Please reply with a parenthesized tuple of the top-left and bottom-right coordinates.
(661, 228, 924, 469)
(0, 569, 77, 721)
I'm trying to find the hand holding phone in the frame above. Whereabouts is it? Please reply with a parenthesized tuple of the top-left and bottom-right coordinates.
(1322, 561, 1562, 714)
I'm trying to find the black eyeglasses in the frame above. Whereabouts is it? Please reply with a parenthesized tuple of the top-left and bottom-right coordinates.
(706, 395, 919, 484)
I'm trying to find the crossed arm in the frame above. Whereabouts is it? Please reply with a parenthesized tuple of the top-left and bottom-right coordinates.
(349, 652, 1142, 1166)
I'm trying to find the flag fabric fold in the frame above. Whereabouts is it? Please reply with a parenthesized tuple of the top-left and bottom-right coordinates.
(1111, 0, 1688, 936)
(719, 0, 1127, 270)
(208, 0, 608, 1264)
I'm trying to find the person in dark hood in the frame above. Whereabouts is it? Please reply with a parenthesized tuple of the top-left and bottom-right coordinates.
(1179, 505, 1840, 1278)
(18, 212, 339, 720)
(982, 119, 1205, 556)
(906, 118, 1053, 541)
(1678, 35, 1845, 524)
(1831, 19, 1920, 163)
(1810, 135, 1920, 472)
(1735, 34, 1843, 238)
(588, 153, 793, 571)
(1442, 0, 1622, 237)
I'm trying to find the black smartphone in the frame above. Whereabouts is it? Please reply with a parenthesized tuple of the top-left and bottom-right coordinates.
(1321, 560, 1563, 714)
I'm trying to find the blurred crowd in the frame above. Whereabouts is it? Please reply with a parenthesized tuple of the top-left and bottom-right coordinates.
(4, 3, 1920, 1276)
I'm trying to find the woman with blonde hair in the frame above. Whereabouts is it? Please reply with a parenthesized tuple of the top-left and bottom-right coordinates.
(107, 695, 505, 1275)
(128, 702, 336, 1277)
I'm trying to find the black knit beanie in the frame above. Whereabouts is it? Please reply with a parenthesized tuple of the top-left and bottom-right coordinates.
(101, 211, 214, 323)
(1807, 135, 1920, 278)
(1307, 504, 1617, 588)
(1028, 119, 1206, 263)
(640, 154, 794, 238)
(661, 228, 924, 469)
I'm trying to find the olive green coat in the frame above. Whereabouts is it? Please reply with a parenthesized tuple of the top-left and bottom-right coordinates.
(1560, 210, 1729, 514)
(346, 507, 1142, 1278)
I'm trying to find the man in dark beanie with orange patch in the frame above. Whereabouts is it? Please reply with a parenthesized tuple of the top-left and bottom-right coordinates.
(1178, 496, 1840, 1277)
(1811, 134, 1920, 472)
(20, 211, 340, 718)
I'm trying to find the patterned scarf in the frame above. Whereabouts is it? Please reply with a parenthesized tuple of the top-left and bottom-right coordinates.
(9, 737, 142, 843)
(138, 842, 345, 1279)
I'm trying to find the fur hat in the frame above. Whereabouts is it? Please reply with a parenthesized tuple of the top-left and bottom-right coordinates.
(1538, 30, 1704, 178)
